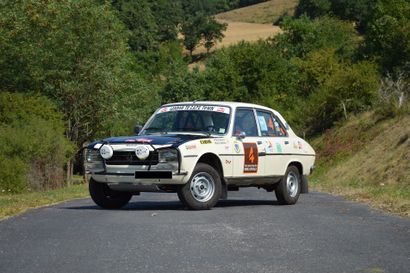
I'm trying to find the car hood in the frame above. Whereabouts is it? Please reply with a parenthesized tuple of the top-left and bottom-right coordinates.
(87, 134, 210, 149)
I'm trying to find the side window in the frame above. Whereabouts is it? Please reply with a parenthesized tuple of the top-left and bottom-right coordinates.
(234, 109, 258, 137)
(256, 110, 287, 137)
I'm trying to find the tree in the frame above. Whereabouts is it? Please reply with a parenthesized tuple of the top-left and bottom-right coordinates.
(181, 14, 207, 56)
(0, 92, 74, 192)
(112, 0, 159, 51)
(274, 16, 359, 59)
(364, 0, 410, 72)
(295, 0, 332, 18)
(202, 18, 227, 53)
(0, 0, 158, 177)
(297, 49, 380, 133)
(149, 0, 183, 42)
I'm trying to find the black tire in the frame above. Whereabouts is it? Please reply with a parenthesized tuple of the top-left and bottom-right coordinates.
(275, 165, 301, 205)
(177, 163, 221, 210)
(301, 175, 309, 194)
(89, 178, 132, 209)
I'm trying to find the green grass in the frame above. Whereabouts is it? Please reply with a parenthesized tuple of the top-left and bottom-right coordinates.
(310, 111, 410, 217)
(215, 0, 298, 24)
(0, 183, 89, 220)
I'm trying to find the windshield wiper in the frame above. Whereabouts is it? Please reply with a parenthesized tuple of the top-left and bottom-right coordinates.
(176, 128, 212, 136)
(144, 127, 168, 135)
(145, 127, 161, 131)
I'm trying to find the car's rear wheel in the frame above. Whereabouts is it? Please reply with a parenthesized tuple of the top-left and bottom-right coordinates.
(177, 163, 221, 210)
(89, 178, 132, 209)
(275, 165, 301, 205)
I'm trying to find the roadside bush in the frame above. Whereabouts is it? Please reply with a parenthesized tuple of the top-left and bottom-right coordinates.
(0, 92, 74, 193)
(298, 50, 380, 133)
(274, 15, 359, 59)
(374, 69, 410, 119)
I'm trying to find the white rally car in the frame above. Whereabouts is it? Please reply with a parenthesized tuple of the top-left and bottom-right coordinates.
(85, 101, 315, 210)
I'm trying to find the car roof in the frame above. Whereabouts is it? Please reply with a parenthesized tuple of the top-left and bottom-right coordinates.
(162, 101, 276, 112)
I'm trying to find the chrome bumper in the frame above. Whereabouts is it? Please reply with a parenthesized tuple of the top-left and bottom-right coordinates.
(90, 171, 189, 185)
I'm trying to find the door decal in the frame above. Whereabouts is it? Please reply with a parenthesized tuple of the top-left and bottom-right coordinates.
(243, 142, 258, 173)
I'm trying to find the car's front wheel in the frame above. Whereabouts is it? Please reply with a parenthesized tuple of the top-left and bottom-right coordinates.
(275, 165, 301, 205)
(177, 163, 221, 210)
(89, 178, 132, 209)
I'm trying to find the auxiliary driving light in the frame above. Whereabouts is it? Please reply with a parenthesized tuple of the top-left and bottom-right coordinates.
(135, 145, 150, 160)
(99, 145, 114, 159)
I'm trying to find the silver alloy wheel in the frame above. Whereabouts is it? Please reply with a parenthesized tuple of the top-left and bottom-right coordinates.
(286, 171, 299, 198)
(190, 172, 215, 202)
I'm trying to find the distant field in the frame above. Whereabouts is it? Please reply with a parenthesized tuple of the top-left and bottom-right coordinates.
(191, 0, 291, 64)
(215, 0, 298, 24)
(192, 20, 281, 56)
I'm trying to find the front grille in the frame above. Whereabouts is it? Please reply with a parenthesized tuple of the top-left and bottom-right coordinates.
(105, 151, 159, 165)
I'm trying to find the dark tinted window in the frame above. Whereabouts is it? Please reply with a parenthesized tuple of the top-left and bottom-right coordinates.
(234, 109, 258, 137)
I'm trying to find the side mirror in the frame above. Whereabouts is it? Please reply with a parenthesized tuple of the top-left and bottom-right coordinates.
(134, 125, 143, 135)
(236, 131, 246, 139)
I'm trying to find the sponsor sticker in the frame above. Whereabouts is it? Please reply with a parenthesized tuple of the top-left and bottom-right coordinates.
(185, 144, 197, 150)
(276, 142, 283, 153)
(200, 139, 212, 144)
(128, 138, 152, 143)
(243, 143, 258, 173)
(213, 138, 228, 145)
(258, 116, 268, 131)
(160, 105, 230, 114)
(234, 142, 241, 153)
(265, 140, 274, 153)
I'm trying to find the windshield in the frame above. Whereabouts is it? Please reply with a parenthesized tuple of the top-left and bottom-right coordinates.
(142, 105, 231, 135)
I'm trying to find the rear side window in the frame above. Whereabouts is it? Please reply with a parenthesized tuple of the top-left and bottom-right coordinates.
(256, 110, 287, 137)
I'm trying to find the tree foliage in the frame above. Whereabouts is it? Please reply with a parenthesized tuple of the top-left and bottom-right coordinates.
(0, 0, 158, 147)
(295, 0, 377, 28)
(364, 0, 410, 72)
(0, 92, 74, 193)
(275, 15, 359, 58)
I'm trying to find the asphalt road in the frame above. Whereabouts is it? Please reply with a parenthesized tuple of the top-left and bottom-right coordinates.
(0, 189, 409, 273)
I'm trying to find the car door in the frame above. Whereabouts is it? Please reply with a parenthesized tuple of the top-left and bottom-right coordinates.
(255, 110, 290, 176)
(231, 108, 265, 178)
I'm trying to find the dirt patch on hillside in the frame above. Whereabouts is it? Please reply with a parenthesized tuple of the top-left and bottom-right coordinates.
(215, 0, 298, 24)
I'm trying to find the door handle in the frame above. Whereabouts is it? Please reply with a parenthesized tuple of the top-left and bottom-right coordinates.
(284, 141, 289, 145)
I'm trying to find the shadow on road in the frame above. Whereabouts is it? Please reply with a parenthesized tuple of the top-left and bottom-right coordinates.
(61, 199, 278, 211)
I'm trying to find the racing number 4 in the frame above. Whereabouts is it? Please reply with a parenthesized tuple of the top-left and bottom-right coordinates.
(243, 143, 258, 173)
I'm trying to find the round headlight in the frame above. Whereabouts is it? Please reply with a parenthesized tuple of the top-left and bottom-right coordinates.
(135, 145, 150, 160)
(100, 145, 113, 159)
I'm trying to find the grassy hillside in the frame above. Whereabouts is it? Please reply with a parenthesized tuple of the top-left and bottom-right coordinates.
(215, 0, 298, 24)
(310, 112, 410, 217)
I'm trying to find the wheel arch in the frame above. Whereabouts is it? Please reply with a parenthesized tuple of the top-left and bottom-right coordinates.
(287, 161, 303, 175)
(196, 153, 225, 185)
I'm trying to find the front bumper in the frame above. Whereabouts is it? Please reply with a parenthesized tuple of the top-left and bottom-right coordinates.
(90, 170, 189, 185)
